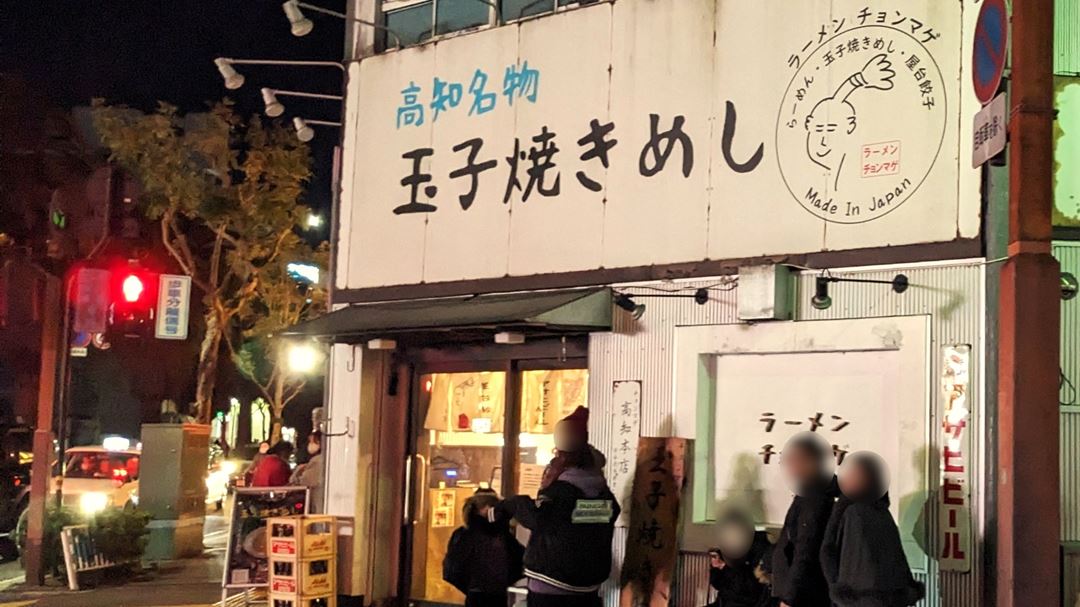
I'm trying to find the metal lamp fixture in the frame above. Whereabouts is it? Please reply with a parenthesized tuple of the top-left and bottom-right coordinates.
(811, 272, 910, 311)
(214, 58, 245, 90)
(259, 88, 344, 119)
(292, 117, 342, 142)
(212, 57, 345, 92)
(261, 88, 286, 117)
(281, 0, 405, 48)
(282, 0, 315, 36)
(1063, 272, 1079, 301)
(293, 117, 316, 142)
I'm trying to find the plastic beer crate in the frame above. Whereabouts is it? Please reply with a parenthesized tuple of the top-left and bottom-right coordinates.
(267, 515, 336, 559)
(269, 556, 336, 596)
(270, 593, 336, 607)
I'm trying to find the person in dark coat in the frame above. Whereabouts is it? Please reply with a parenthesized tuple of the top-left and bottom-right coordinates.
(820, 452, 923, 607)
(444, 488, 525, 607)
(771, 433, 838, 607)
(491, 407, 619, 607)
(708, 510, 776, 607)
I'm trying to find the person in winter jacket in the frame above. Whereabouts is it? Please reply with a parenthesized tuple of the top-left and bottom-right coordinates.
(290, 432, 324, 511)
(444, 488, 525, 607)
(250, 441, 293, 487)
(771, 432, 838, 607)
(708, 510, 776, 607)
(492, 407, 619, 607)
(820, 452, 924, 607)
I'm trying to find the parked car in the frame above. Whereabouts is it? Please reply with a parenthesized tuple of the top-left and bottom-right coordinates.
(0, 425, 33, 560)
(57, 442, 141, 515)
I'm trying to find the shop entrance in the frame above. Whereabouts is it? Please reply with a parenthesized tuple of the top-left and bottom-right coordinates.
(400, 343, 589, 607)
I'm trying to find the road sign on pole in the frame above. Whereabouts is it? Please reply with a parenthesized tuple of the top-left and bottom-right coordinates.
(973, 93, 1008, 167)
(155, 274, 191, 340)
(972, 0, 1008, 105)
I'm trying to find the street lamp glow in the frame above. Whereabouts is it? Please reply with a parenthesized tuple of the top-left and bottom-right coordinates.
(214, 58, 245, 90)
(261, 88, 286, 117)
(287, 342, 320, 374)
(306, 214, 324, 229)
(293, 117, 315, 142)
(282, 0, 315, 37)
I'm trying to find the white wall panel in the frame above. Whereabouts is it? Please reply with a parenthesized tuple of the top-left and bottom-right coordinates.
(588, 261, 985, 607)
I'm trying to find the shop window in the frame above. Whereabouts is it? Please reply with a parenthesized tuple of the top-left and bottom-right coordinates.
(251, 398, 270, 444)
(408, 367, 588, 605)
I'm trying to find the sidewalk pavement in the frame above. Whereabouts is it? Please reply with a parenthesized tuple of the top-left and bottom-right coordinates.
(0, 553, 236, 607)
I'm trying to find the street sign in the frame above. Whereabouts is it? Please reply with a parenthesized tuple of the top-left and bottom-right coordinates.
(155, 274, 191, 340)
(972, 0, 1007, 105)
(972, 93, 1007, 167)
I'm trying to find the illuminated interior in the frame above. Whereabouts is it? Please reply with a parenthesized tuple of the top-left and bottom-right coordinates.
(410, 368, 589, 604)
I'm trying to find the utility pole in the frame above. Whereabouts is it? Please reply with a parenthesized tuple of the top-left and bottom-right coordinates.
(997, 0, 1060, 605)
(24, 273, 61, 585)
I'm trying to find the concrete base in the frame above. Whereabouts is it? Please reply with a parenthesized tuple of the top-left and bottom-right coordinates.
(144, 517, 205, 561)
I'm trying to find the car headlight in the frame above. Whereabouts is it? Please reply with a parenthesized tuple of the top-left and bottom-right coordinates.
(80, 492, 110, 514)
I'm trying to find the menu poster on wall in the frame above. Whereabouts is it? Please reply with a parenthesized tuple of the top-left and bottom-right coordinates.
(517, 463, 546, 498)
(610, 380, 642, 527)
(223, 487, 308, 588)
(939, 344, 972, 573)
(619, 437, 688, 607)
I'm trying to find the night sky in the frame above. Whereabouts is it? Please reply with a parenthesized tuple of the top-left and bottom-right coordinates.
(1, 0, 346, 215)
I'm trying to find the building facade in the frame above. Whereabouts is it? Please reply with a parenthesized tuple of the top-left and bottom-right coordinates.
(300, 0, 1079, 605)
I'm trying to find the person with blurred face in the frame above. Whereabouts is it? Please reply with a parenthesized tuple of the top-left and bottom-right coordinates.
(490, 407, 619, 607)
(820, 452, 923, 607)
(708, 511, 775, 607)
(771, 433, 837, 607)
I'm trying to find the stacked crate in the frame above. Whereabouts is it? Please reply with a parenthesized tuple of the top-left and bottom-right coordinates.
(267, 515, 337, 607)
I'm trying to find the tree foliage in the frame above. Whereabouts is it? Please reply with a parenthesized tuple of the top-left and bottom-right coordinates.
(91, 100, 319, 422)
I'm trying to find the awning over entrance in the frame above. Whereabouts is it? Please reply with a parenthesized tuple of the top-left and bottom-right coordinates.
(281, 287, 613, 343)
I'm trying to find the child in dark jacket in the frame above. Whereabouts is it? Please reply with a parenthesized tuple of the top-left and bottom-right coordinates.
(444, 488, 525, 607)
(708, 511, 776, 607)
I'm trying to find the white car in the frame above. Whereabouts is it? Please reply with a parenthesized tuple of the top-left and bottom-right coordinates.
(56, 444, 141, 515)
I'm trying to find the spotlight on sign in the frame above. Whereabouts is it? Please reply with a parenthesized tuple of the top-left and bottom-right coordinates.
(293, 117, 315, 142)
(282, 0, 315, 37)
(811, 276, 832, 311)
(213, 58, 245, 90)
(614, 294, 646, 320)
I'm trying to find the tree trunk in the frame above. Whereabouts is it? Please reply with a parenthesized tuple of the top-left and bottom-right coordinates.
(270, 371, 285, 444)
(194, 311, 223, 423)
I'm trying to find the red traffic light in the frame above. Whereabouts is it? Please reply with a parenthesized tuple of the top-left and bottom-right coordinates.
(121, 274, 145, 303)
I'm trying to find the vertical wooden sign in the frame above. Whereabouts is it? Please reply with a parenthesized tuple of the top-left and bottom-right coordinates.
(619, 437, 688, 607)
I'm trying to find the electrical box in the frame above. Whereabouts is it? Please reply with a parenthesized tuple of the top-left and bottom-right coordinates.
(140, 423, 210, 560)
(737, 265, 793, 321)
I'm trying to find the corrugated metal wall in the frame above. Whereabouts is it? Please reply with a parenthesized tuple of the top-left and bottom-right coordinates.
(1057, 242, 1080, 544)
(589, 260, 986, 607)
(1057, 0, 1080, 75)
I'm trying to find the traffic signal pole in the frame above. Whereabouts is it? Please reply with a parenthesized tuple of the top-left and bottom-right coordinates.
(996, 0, 1060, 605)
(24, 274, 61, 585)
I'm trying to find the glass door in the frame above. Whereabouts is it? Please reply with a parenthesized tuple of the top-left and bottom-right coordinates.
(403, 366, 589, 607)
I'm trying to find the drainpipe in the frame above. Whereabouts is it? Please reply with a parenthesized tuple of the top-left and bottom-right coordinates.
(996, 0, 1060, 605)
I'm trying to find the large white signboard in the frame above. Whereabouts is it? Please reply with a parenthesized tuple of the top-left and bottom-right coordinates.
(339, 0, 980, 290)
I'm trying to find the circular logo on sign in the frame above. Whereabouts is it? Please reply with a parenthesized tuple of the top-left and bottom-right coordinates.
(776, 26, 947, 224)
